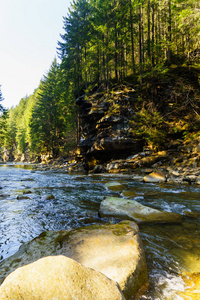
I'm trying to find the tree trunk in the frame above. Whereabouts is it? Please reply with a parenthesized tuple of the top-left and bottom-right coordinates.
(151, 1, 155, 66)
(129, 0, 135, 74)
(167, 0, 172, 65)
(147, 0, 151, 61)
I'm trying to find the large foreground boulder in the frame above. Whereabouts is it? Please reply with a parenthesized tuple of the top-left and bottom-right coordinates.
(99, 197, 183, 224)
(0, 221, 148, 299)
(0, 255, 125, 300)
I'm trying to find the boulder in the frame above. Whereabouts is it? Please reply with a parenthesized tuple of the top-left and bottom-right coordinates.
(143, 171, 166, 183)
(99, 197, 182, 224)
(0, 221, 148, 299)
(183, 175, 197, 183)
(137, 153, 168, 168)
(0, 255, 125, 300)
(92, 164, 107, 173)
(196, 176, 200, 185)
(107, 159, 137, 173)
(105, 181, 124, 191)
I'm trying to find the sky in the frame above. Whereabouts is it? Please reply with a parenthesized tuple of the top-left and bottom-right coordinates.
(0, 0, 71, 109)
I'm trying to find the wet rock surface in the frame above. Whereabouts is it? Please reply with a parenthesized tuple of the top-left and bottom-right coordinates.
(143, 171, 166, 183)
(99, 197, 183, 224)
(0, 256, 125, 300)
(0, 221, 148, 299)
(1, 163, 200, 299)
(32, 144, 200, 188)
(105, 181, 124, 192)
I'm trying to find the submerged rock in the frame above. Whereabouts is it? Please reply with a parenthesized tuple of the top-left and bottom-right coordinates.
(122, 190, 139, 198)
(0, 255, 125, 300)
(16, 195, 30, 200)
(45, 194, 55, 200)
(99, 197, 182, 224)
(0, 221, 148, 299)
(105, 181, 124, 192)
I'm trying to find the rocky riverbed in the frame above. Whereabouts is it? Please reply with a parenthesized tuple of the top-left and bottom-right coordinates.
(33, 146, 200, 187)
(0, 162, 200, 299)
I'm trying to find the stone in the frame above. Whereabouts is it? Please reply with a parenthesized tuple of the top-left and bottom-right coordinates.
(45, 194, 55, 200)
(0, 221, 148, 299)
(17, 195, 30, 200)
(143, 171, 166, 183)
(92, 164, 107, 173)
(138, 154, 167, 168)
(168, 169, 180, 177)
(183, 175, 197, 183)
(0, 255, 125, 300)
(105, 181, 124, 191)
(99, 197, 182, 224)
(122, 190, 138, 198)
(106, 159, 137, 173)
(196, 176, 200, 185)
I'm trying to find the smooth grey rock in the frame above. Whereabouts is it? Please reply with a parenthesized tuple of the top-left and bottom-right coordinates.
(99, 197, 182, 224)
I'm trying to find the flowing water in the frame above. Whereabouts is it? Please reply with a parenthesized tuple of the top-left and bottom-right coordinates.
(0, 163, 200, 299)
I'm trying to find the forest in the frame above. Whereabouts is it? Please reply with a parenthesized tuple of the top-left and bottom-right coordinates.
(0, 0, 199, 162)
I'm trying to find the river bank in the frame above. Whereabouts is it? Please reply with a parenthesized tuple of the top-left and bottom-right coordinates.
(31, 145, 200, 187)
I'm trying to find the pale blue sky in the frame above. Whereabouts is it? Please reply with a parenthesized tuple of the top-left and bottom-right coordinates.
(0, 0, 71, 108)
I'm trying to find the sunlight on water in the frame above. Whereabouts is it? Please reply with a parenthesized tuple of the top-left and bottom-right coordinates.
(0, 164, 200, 299)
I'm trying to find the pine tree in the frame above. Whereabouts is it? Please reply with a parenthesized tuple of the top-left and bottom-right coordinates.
(0, 86, 8, 152)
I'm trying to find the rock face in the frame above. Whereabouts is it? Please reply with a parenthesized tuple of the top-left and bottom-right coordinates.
(99, 197, 182, 224)
(0, 221, 148, 299)
(76, 87, 143, 168)
(0, 255, 125, 300)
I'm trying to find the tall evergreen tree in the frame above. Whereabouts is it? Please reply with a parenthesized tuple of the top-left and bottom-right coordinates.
(0, 86, 8, 153)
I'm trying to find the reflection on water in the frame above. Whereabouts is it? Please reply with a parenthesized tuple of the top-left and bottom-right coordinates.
(0, 163, 36, 170)
(0, 164, 200, 299)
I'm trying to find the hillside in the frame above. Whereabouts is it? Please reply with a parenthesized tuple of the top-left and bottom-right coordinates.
(75, 64, 200, 171)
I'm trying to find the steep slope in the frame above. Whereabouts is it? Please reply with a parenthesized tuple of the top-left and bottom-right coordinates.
(75, 65, 200, 171)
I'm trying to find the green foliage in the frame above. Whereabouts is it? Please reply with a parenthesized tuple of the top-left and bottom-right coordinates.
(29, 60, 77, 158)
(130, 109, 167, 149)
(58, 0, 200, 88)
(0, 86, 8, 151)
(0, 86, 4, 112)
(1, 60, 77, 160)
(1, 0, 200, 160)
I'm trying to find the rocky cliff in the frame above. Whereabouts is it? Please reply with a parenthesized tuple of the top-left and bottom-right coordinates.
(76, 84, 144, 169)
(75, 66, 200, 172)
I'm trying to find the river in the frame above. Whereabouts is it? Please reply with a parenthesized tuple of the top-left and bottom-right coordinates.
(0, 163, 200, 299)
